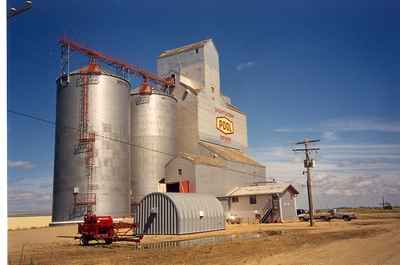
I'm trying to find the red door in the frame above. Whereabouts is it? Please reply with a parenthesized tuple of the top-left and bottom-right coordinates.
(179, 180, 190, 192)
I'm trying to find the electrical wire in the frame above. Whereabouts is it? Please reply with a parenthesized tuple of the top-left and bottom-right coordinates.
(8, 109, 265, 177)
(7, 109, 173, 156)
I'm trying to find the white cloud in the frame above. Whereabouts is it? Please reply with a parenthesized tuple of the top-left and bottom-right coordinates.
(236, 61, 255, 71)
(249, 143, 400, 208)
(322, 131, 337, 141)
(8, 175, 52, 214)
(8, 160, 34, 170)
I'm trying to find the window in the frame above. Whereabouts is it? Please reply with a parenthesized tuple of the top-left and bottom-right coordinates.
(232, 196, 239, 203)
(195, 48, 199, 54)
(178, 169, 182, 176)
(249, 195, 257, 205)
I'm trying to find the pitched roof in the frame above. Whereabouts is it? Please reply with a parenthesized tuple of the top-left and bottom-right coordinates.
(225, 182, 299, 197)
(199, 141, 264, 167)
(180, 152, 224, 167)
(159, 39, 212, 58)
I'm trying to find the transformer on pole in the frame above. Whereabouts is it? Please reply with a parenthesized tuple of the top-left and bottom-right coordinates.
(293, 139, 320, 227)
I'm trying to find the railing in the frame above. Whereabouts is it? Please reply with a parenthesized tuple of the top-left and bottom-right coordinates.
(75, 193, 96, 206)
(260, 208, 273, 223)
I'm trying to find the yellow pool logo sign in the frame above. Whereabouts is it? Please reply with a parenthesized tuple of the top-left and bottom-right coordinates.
(216, 116, 234, 135)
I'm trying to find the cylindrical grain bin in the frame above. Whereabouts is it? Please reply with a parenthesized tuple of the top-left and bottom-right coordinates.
(130, 91, 177, 205)
(52, 64, 131, 222)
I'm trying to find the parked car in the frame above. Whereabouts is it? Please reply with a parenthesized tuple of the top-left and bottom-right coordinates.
(297, 209, 306, 215)
(383, 202, 393, 210)
(226, 214, 241, 224)
(299, 209, 357, 222)
(297, 209, 307, 221)
(329, 209, 357, 221)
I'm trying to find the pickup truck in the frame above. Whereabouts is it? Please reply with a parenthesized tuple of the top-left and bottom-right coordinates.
(299, 209, 357, 222)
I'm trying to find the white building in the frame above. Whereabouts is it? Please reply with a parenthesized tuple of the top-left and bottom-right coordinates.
(157, 39, 266, 195)
(221, 181, 299, 223)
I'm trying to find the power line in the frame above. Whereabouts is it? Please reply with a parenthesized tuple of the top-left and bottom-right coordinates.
(8, 109, 264, 177)
(8, 109, 173, 157)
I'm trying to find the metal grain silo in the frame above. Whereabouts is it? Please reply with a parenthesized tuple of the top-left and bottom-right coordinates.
(130, 91, 177, 205)
(52, 64, 131, 222)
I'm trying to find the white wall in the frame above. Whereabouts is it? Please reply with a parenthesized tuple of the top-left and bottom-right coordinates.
(157, 47, 205, 87)
(195, 163, 265, 197)
(174, 83, 200, 154)
(165, 157, 196, 192)
(203, 40, 221, 96)
(197, 90, 248, 150)
(228, 194, 273, 222)
(157, 40, 248, 151)
(280, 190, 297, 221)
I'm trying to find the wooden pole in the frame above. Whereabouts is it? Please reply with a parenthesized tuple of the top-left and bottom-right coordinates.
(293, 139, 320, 227)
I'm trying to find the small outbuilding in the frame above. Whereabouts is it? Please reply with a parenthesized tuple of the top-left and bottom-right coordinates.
(220, 181, 299, 223)
(136, 192, 225, 235)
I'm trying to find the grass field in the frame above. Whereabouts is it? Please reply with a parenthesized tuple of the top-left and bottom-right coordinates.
(316, 207, 400, 219)
(8, 207, 400, 230)
(8, 216, 51, 230)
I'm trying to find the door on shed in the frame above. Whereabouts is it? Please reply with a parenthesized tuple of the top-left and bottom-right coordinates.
(179, 180, 190, 192)
(166, 181, 190, 192)
(271, 194, 281, 222)
(166, 182, 180, 192)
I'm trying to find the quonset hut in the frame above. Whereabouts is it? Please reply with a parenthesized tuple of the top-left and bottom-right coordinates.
(137, 192, 225, 235)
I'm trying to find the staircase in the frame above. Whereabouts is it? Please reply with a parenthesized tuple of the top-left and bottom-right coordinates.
(260, 207, 273, 223)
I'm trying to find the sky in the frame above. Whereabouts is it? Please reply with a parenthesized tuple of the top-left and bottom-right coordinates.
(7, 0, 400, 214)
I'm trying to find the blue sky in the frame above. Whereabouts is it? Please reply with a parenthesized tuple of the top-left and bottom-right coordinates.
(7, 0, 400, 213)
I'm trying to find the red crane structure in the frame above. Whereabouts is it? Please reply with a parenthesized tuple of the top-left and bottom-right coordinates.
(59, 36, 175, 216)
(59, 36, 175, 90)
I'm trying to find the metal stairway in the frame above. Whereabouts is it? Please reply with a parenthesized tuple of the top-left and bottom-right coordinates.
(260, 207, 273, 223)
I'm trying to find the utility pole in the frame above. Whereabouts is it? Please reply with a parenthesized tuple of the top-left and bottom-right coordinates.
(293, 139, 320, 227)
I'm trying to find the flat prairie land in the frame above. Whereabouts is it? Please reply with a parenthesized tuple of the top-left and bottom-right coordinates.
(8, 216, 51, 230)
(8, 210, 400, 265)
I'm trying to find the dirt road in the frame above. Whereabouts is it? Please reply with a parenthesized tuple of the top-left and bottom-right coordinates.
(8, 218, 400, 265)
(261, 228, 400, 265)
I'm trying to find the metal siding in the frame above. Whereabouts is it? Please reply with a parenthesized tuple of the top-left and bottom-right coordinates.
(130, 92, 177, 204)
(156, 40, 267, 210)
(52, 72, 131, 222)
(138, 192, 224, 235)
(229, 194, 272, 221)
(173, 84, 200, 155)
(197, 92, 248, 150)
(194, 163, 265, 198)
(281, 190, 297, 221)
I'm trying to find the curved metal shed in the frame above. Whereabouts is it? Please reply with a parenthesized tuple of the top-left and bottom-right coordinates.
(137, 192, 225, 235)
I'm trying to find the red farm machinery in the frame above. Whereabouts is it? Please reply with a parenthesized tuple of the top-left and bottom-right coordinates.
(77, 213, 143, 246)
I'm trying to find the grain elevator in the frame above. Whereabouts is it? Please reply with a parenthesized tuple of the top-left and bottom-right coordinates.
(52, 38, 267, 223)
(158, 39, 266, 198)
